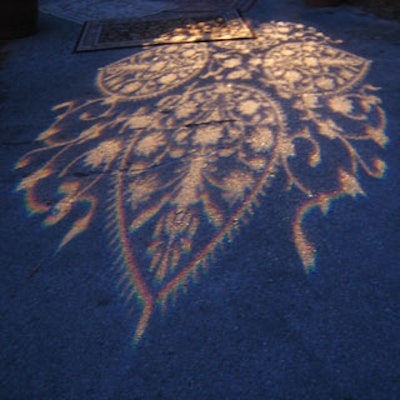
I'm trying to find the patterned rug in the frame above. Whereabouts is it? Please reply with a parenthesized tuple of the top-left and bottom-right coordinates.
(75, 10, 255, 52)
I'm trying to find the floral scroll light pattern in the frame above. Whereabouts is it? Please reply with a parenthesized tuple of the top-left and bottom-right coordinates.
(15, 22, 388, 343)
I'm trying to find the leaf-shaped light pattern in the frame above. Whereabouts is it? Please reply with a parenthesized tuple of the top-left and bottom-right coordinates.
(110, 84, 285, 341)
(97, 43, 209, 100)
(15, 22, 388, 344)
(262, 42, 370, 96)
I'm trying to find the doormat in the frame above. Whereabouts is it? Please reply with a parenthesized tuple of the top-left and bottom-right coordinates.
(75, 10, 255, 52)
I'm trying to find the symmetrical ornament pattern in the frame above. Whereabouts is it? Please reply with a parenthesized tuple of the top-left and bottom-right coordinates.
(15, 22, 387, 343)
(97, 43, 209, 99)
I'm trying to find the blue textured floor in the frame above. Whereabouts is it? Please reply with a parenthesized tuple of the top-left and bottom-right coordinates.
(1, 1, 399, 399)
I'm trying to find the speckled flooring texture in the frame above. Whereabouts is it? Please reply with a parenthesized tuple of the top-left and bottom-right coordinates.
(1, 1, 399, 399)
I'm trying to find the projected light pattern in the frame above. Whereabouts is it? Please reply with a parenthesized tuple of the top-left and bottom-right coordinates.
(15, 22, 387, 343)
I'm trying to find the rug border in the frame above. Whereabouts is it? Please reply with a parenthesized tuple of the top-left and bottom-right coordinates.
(74, 9, 256, 53)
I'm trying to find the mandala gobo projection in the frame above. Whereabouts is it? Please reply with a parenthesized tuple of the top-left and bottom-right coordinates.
(16, 22, 387, 343)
